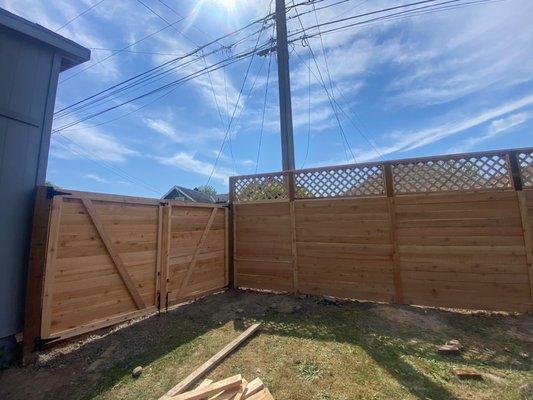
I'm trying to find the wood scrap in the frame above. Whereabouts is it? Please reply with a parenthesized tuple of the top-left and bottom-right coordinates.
(159, 323, 261, 399)
(437, 344, 461, 355)
(453, 368, 482, 380)
(242, 378, 264, 398)
(246, 388, 275, 400)
(170, 375, 242, 400)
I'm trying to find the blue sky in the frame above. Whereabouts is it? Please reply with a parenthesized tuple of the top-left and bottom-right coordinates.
(2, 0, 532, 197)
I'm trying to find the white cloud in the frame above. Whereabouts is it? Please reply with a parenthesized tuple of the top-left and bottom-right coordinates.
(355, 94, 533, 161)
(51, 124, 137, 163)
(156, 152, 232, 184)
(488, 112, 529, 136)
(84, 173, 110, 183)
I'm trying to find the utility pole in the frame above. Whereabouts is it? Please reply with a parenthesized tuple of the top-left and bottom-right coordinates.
(275, 0, 295, 171)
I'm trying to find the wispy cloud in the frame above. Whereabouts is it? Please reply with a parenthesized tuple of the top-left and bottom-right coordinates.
(355, 94, 533, 161)
(449, 111, 531, 153)
(156, 152, 232, 184)
(51, 124, 137, 163)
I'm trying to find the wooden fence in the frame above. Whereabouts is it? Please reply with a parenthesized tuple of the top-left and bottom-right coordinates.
(24, 188, 227, 356)
(230, 148, 533, 312)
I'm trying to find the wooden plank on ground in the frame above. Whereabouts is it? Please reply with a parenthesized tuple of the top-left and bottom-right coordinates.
(159, 323, 261, 399)
(242, 378, 264, 398)
(246, 388, 274, 400)
(170, 375, 242, 400)
(81, 197, 146, 309)
(176, 208, 218, 299)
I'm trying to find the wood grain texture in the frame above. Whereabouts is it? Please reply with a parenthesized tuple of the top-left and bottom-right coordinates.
(232, 191, 533, 312)
(81, 197, 146, 310)
(31, 189, 228, 342)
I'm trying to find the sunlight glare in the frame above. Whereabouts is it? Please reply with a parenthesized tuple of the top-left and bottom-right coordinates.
(213, 0, 237, 11)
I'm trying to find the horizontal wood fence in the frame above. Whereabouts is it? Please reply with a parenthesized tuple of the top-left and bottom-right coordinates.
(230, 148, 533, 312)
(24, 188, 228, 355)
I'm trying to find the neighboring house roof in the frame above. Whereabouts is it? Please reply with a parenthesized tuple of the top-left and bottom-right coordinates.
(162, 186, 215, 203)
(0, 8, 91, 71)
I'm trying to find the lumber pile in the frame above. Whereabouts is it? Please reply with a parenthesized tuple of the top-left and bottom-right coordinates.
(169, 375, 274, 400)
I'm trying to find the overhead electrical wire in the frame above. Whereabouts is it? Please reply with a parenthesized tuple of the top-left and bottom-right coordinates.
(54, 134, 163, 195)
(206, 20, 269, 186)
(291, 1, 356, 163)
(53, 39, 272, 133)
(54, 14, 275, 120)
(311, 0, 384, 161)
(255, 52, 273, 174)
(287, 0, 503, 42)
(55, 0, 106, 32)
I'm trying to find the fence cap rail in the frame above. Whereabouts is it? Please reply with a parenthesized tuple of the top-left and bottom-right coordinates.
(229, 147, 533, 181)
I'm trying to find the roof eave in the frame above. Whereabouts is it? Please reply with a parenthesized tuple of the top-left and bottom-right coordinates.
(0, 8, 90, 71)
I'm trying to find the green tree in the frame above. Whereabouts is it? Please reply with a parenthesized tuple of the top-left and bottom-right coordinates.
(195, 185, 217, 197)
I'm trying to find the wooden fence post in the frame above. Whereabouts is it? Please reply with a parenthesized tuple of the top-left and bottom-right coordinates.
(516, 191, 533, 310)
(508, 151, 523, 191)
(22, 187, 52, 364)
(384, 164, 404, 304)
(287, 171, 299, 294)
(228, 177, 236, 288)
(160, 203, 172, 312)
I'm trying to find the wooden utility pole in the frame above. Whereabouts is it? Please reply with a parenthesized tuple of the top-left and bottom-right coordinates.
(275, 0, 295, 171)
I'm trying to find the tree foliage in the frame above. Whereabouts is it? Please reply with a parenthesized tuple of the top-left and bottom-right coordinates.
(195, 185, 217, 197)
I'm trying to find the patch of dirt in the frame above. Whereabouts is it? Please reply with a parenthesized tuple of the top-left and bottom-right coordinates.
(370, 304, 449, 332)
(502, 316, 533, 343)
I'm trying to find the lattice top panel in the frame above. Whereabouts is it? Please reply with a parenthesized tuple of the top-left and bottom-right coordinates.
(392, 155, 512, 194)
(233, 174, 288, 202)
(518, 151, 533, 188)
(294, 165, 385, 198)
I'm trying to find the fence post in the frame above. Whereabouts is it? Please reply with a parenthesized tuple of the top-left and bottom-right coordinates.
(384, 164, 404, 304)
(508, 151, 523, 191)
(228, 177, 236, 289)
(287, 171, 299, 294)
(22, 187, 53, 365)
(159, 203, 171, 312)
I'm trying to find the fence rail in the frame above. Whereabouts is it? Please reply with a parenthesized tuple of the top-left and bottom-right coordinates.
(24, 187, 228, 359)
(230, 148, 533, 312)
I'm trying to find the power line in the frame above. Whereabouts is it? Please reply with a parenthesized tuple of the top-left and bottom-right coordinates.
(206, 21, 269, 186)
(291, 2, 356, 163)
(288, 0, 501, 41)
(300, 54, 311, 169)
(55, 16, 274, 119)
(255, 52, 273, 174)
(53, 41, 271, 132)
(55, 0, 106, 32)
(311, 0, 384, 161)
(54, 134, 163, 195)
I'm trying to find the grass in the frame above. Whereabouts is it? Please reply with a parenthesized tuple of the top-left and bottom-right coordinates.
(4, 291, 532, 400)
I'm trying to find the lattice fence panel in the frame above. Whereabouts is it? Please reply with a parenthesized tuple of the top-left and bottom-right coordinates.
(294, 165, 385, 198)
(233, 174, 288, 202)
(518, 151, 533, 188)
(392, 154, 512, 194)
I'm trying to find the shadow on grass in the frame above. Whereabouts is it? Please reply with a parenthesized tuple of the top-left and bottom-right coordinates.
(32, 290, 532, 400)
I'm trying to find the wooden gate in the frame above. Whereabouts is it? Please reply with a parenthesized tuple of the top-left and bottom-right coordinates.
(24, 188, 228, 355)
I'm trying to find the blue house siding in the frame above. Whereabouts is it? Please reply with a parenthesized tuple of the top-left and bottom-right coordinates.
(0, 8, 89, 357)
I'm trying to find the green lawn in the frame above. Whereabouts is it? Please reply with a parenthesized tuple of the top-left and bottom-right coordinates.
(2, 290, 532, 400)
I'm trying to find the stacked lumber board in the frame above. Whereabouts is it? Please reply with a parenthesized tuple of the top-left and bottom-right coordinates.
(169, 375, 274, 400)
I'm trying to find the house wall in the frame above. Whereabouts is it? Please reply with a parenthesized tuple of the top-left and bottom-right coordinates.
(0, 27, 61, 343)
